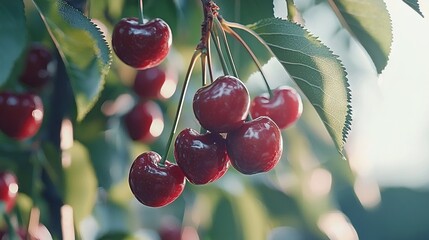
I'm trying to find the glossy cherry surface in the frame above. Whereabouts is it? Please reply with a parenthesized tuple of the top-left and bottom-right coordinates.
(226, 116, 283, 174)
(19, 43, 54, 88)
(129, 151, 186, 207)
(174, 128, 229, 185)
(0, 171, 18, 213)
(193, 75, 250, 133)
(0, 92, 44, 140)
(112, 18, 172, 69)
(250, 86, 303, 129)
(124, 100, 164, 143)
(133, 66, 176, 100)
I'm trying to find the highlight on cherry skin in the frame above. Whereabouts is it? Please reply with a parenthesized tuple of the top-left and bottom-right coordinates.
(0, 92, 44, 140)
(123, 100, 164, 143)
(226, 116, 283, 175)
(250, 86, 303, 129)
(193, 75, 250, 133)
(174, 128, 229, 185)
(128, 151, 186, 207)
(132, 65, 177, 100)
(0, 171, 18, 213)
(112, 17, 172, 70)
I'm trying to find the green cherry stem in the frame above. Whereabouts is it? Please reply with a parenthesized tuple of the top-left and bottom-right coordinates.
(211, 29, 230, 75)
(139, 0, 145, 23)
(222, 21, 274, 98)
(214, 17, 238, 78)
(160, 50, 202, 166)
(206, 37, 215, 83)
(201, 53, 207, 86)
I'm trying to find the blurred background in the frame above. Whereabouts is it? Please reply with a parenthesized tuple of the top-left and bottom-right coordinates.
(2, 0, 429, 239)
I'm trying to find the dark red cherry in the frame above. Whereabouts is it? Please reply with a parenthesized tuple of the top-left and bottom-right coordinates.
(174, 128, 229, 185)
(193, 75, 250, 133)
(250, 86, 303, 129)
(129, 151, 186, 207)
(226, 116, 283, 174)
(19, 43, 54, 88)
(112, 18, 172, 69)
(133, 66, 177, 100)
(0, 171, 18, 213)
(123, 100, 164, 143)
(0, 92, 44, 140)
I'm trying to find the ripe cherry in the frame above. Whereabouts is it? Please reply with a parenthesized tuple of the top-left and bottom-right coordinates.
(226, 116, 283, 174)
(250, 86, 303, 129)
(193, 75, 250, 133)
(19, 43, 54, 89)
(0, 171, 18, 213)
(129, 151, 186, 207)
(112, 18, 172, 69)
(123, 100, 164, 143)
(133, 66, 177, 100)
(174, 128, 229, 185)
(0, 92, 44, 140)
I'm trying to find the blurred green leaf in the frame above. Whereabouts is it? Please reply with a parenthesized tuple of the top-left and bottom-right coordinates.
(0, 1, 27, 87)
(327, 0, 392, 74)
(251, 18, 352, 155)
(209, 196, 243, 240)
(64, 141, 97, 228)
(216, 0, 274, 24)
(32, 0, 112, 121)
(402, 0, 424, 17)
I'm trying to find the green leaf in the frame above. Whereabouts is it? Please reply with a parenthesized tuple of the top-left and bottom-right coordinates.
(32, 0, 112, 121)
(402, 0, 424, 17)
(250, 18, 352, 155)
(0, 1, 27, 86)
(64, 141, 97, 229)
(327, 0, 392, 74)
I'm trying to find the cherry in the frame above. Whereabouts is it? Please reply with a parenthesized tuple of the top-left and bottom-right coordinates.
(174, 128, 229, 185)
(0, 171, 18, 213)
(129, 151, 186, 207)
(0, 92, 44, 140)
(123, 100, 164, 143)
(158, 216, 182, 240)
(112, 18, 172, 70)
(226, 116, 283, 174)
(19, 43, 54, 89)
(250, 86, 303, 129)
(133, 66, 176, 100)
(193, 75, 250, 133)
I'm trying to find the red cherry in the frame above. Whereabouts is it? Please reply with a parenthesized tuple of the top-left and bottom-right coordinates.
(250, 86, 303, 129)
(19, 43, 54, 88)
(174, 128, 229, 185)
(226, 116, 283, 174)
(0, 171, 18, 213)
(0, 92, 44, 140)
(112, 18, 172, 69)
(158, 216, 182, 240)
(123, 101, 164, 143)
(129, 151, 186, 207)
(133, 66, 177, 100)
(193, 75, 250, 133)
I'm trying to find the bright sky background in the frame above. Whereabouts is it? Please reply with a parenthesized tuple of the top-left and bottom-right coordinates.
(271, 0, 429, 188)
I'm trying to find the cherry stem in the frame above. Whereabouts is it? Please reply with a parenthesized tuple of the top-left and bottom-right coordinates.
(214, 17, 238, 78)
(161, 50, 202, 165)
(139, 0, 144, 24)
(222, 21, 274, 98)
(201, 53, 207, 86)
(286, 0, 297, 21)
(206, 36, 215, 83)
(211, 29, 230, 75)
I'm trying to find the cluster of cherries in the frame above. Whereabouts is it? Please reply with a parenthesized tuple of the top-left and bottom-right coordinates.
(123, 65, 176, 143)
(0, 44, 52, 140)
(112, 12, 302, 207)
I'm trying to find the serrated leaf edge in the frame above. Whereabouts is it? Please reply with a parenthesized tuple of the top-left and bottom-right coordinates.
(251, 18, 353, 155)
(402, 0, 424, 17)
